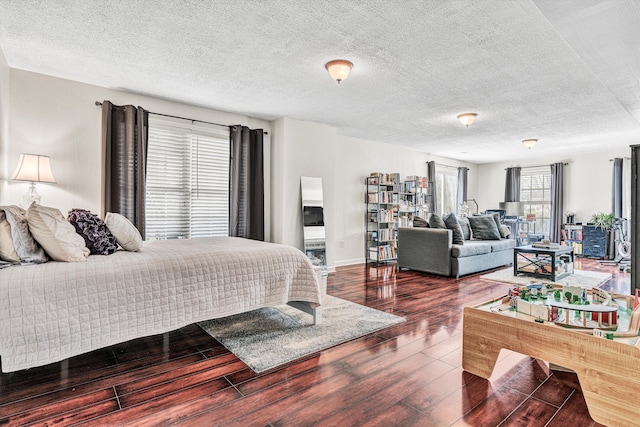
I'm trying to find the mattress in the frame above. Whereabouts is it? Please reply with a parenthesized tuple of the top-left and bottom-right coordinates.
(0, 237, 321, 372)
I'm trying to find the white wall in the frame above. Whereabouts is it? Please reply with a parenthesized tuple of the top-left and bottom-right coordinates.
(0, 47, 9, 200)
(477, 149, 632, 225)
(271, 117, 478, 268)
(1, 69, 272, 237)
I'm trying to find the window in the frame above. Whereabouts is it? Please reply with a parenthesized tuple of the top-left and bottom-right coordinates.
(435, 167, 458, 215)
(520, 166, 551, 236)
(146, 118, 230, 239)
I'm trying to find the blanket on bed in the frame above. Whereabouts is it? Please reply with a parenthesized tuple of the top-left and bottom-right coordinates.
(0, 237, 320, 372)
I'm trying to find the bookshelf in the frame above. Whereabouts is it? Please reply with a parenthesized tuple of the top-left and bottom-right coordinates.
(561, 224, 582, 256)
(365, 173, 431, 264)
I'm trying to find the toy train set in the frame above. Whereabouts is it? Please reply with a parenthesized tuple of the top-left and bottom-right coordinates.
(490, 283, 640, 339)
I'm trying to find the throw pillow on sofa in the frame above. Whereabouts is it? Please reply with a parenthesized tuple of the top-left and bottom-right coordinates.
(413, 216, 429, 228)
(444, 213, 465, 245)
(428, 213, 446, 229)
(468, 215, 501, 240)
(458, 216, 472, 240)
(489, 212, 509, 238)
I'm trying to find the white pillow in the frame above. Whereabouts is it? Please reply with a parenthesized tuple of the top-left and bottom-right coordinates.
(26, 203, 89, 262)
(0, 217, 20, 263)
(104, 212, 143, 251)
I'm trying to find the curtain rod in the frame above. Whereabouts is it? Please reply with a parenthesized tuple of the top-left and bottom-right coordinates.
(94, 101, 268, 135)
(428, 162, 463, 169)
(610, 157, 631, 161)
(505, 162, 568, 170)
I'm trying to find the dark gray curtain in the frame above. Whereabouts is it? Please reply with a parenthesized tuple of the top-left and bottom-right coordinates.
(504, 167, 521, 202)
(101, 101, 148, 238)
(549, 162, 564, 243)
(612, 158, 623, 218)
(427, 161, 437, 214)
(631, 145, 640, 293)
(457, 167, 468, 214)
(229, 125, 264, 240)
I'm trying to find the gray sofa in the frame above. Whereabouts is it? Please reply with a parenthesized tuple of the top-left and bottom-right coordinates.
(397, 227, 515, 278)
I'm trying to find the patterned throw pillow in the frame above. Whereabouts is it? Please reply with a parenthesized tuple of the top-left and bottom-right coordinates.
(67, 208, 118, 255)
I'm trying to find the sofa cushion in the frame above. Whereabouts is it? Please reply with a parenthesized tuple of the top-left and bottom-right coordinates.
(489, 212, 509, 238)
(413, 216, 429, 228)
(451, 241, 492, 258)
(429, 213, 446, 229)
(488, 239, 516, 252)
(443, 213, 464, 244)
(458, 216, 472, 240)
(468, 215, 501, 240)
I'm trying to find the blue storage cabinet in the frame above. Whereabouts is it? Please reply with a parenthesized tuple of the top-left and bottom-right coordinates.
(582, 225, 608, 258)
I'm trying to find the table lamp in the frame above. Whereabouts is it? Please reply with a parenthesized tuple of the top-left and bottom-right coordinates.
(10, 153, 57, 206)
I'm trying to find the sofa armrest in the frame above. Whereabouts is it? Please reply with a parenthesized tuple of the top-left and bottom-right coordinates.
(398, 228, 453, 276)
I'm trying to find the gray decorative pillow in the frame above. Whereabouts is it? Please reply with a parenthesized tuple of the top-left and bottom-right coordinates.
(413, 216, 429, 228)
(444, 213, 464, 245)
(490, 212, 508, 238)
(458, 216, 472, 240)
(428, 213, 446, 229)
(468, 215, 501, 240)
(0, 205, 48, 264)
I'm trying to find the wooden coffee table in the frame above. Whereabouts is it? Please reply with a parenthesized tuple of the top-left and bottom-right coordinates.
(514, 245, 574, 282)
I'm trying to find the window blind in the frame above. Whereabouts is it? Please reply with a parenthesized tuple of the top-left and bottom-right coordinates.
(146, 120, 230, 240)
(520, 166, 551, 234)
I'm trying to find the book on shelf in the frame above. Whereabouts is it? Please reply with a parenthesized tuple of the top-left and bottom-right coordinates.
(369, 244, 396, 261)
(370, 172, 400, 185)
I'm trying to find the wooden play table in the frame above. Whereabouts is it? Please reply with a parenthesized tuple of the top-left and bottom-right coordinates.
(463, 297, 640, 427)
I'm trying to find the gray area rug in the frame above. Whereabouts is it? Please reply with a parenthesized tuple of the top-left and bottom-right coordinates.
(198, 295, 405, 373)
(480, 268, 611, 288)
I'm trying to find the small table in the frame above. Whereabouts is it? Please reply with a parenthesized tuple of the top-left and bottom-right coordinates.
(514, 245, 574, 282)
(462, 294, 640, 427)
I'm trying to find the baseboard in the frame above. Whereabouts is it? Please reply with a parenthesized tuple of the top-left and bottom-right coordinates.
(334, 258, 365, 268)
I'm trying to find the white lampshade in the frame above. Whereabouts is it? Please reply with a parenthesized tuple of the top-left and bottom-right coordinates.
(522, 139, 537, 149)
(325, 59, 353, 84)
(11, 154, 56, 183)
(457, 113, 477, 127)
(11, 154, 56, 207)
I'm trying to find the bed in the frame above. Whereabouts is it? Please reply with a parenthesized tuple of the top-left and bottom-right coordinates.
(0, 237, 321, 372)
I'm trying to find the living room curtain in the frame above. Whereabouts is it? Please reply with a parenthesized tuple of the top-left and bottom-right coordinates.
(457, 167, 468, 215)
(549, 162, 564, 243)
(101, 100, 149, 238)
(612, 158, 623, 218)
(229, 125, 264, 240)
(631, 146, 640, 293)
(504, 167, 521, 202)
(427, 161, 437, 214)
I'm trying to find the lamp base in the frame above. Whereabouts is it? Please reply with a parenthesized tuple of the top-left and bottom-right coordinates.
(21, 182, 41, 208)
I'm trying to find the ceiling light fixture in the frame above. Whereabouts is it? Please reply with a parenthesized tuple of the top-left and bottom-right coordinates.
(325, 59, 353, 84)
(457, 113, 477, 127)
(522, 139, 538, 149)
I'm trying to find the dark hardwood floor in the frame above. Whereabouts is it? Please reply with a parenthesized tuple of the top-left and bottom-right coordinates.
(0, 258, 629, 426)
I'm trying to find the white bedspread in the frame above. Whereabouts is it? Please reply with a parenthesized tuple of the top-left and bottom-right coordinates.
(0, 237, 321, 372)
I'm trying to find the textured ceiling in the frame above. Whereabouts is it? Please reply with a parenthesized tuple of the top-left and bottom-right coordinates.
(1, 0, 639, 164)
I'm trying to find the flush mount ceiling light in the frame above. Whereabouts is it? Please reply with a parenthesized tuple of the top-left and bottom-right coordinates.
(325, 59, 353, 84)
(522, 139, 538, 149)
(457, 113, 478, 127)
